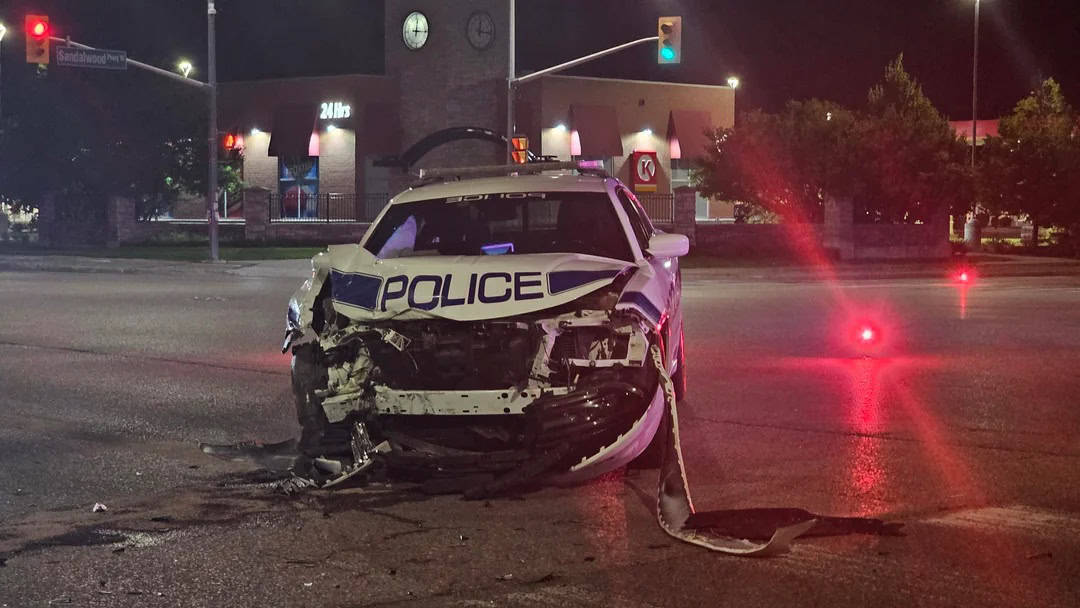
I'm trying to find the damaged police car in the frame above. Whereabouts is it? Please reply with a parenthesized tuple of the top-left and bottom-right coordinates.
(282, 161, 689, 495)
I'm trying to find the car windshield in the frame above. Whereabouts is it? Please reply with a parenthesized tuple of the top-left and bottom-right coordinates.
(364, 191, 633, 261)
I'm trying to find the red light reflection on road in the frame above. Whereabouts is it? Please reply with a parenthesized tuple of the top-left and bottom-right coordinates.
(952, 269, 976, 319)
(848, 357, 886, 514)
(892, 379, 986, 505)
(850, 357, 884, 434)
(576, 470, 631, 564)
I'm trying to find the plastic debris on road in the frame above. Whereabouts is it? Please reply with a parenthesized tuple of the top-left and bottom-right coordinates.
(91, 503, 108, 513)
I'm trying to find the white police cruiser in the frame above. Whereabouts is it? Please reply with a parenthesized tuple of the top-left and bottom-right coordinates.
(284, 161, 689, 494)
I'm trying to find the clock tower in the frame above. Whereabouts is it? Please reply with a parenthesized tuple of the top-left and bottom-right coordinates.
(384, 1, 512, 169)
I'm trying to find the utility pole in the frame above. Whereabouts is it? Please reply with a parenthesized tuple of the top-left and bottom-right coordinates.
(207, 0, 220, 262)
(505, 0, 515, 165)
(971, 0, 979, 168)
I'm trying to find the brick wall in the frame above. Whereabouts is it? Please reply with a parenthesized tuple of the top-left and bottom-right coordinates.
(385, 0, 511, 169)
(694, 222, 948, 260)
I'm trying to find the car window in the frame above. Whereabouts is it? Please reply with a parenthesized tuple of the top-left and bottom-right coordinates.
(364, 192, 634, 261)
(615, 188, 652, 253)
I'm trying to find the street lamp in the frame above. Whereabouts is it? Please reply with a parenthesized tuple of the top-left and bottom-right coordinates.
(971, 0, 980, 168)
(177, 59, 193, 79)
(0, 22, 7, 119)
(964, 0, 982, 250)
(727, 76, 740, 89)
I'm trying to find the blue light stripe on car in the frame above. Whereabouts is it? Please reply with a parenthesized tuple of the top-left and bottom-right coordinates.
(330, 270, 383, 311)
(547, 270, 621, 295)
(617, 291, 662, 324)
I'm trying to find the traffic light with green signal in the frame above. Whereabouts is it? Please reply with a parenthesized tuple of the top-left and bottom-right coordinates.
(25, 14, 50, 64)
(657, 16, 682, 65)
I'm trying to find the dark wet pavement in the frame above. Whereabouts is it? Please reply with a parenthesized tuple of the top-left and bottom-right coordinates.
(1, 266, 1079, 606)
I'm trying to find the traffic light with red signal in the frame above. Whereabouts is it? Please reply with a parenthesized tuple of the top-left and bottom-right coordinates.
(25, 14, 50, 65)
(657, 16, 682, 64)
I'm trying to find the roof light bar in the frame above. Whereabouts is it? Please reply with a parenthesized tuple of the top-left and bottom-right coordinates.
(416, 160, 609, 181)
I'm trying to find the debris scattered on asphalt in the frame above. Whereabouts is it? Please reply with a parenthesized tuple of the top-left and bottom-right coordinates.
(583, 556, 595, 562)
(496, 573, 514, 582)
(91, 503, 108, 513)
(111, 547, 125, 554)
(149, 515, 173, 523)
(528, 573, 558, 584)
(303, 582, 313, 588)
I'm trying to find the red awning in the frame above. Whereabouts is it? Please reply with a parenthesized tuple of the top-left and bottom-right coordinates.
(362, 103, 403, 155)
(667, 110, 714, 160)
(569, 104, 623, 157)
(268, 105, 317, 158)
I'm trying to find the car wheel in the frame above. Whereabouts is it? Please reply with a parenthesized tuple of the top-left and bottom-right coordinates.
(291, 342, 329, 456)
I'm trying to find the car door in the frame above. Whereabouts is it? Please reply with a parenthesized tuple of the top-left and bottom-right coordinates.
(614, 187, 683, 371)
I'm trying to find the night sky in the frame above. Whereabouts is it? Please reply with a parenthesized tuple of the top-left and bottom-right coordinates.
(2, 1, 1078, 119)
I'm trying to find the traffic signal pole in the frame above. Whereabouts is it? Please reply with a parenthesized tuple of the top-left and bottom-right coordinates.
(505, 34, 660, 162)
(46, 6, 220, 262)
(511, 36, 660, 86)
(505, 0, 514, 165)
(207, 0, 219, 262)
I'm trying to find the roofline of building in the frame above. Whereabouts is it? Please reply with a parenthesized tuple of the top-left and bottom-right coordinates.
(220, 72, 392, 86)
(534, 73, 734, 90)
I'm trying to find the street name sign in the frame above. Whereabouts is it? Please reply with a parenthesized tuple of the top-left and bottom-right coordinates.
(55, 46, 127, 70)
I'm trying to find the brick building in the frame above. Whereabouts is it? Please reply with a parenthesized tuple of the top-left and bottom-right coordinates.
(217, 0, 735, 223)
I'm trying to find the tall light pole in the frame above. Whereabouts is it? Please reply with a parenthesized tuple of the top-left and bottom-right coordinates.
(207, 1, 220, 261)
(971, 0, 980, 168)
(0, 22, 7, 120)
(505, 0, 515, 164)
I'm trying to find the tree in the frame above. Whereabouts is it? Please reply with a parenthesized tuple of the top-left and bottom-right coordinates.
(695, 99, 861, 223)
(0, 63, 209, 222)
(981, 78, 1080, 245)
(859, 55, 972, 223)
(694, 56, 972, 225)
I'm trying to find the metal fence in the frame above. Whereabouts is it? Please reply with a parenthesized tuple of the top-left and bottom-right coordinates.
(636, 193, 675, 224)
(268, 193, 389, 223)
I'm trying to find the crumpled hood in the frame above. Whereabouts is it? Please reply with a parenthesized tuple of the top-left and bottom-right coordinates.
(307, 244, 635, 322)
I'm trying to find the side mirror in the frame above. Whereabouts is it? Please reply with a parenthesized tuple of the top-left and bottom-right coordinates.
(646, 233, 689, 258)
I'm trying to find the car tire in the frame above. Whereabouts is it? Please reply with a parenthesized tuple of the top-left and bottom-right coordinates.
(291, 342, 329, 456)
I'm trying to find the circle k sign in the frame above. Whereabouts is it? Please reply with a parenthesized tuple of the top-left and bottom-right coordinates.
(631, 151, 659, 192)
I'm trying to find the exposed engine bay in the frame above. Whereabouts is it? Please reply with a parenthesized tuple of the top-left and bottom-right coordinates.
(287, 279, 665, 498)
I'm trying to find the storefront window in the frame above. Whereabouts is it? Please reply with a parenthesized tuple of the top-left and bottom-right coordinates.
(670, 158, 711, 220)
(278, 157, 320, 219)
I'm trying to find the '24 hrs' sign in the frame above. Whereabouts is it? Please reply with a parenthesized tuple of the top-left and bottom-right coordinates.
(320, 102, 352, 120)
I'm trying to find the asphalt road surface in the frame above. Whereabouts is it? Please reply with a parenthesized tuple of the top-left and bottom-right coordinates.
(1, 261, 1079, 607)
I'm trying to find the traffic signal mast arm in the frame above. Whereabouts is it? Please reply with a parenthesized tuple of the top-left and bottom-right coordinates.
(49, 36, 211, 92)
(512, 35, 660, 85)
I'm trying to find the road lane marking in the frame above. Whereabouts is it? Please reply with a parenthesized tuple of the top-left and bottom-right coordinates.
(923, 505, 1080, 539)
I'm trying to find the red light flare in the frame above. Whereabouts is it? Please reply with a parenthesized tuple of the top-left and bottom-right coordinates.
(30, 21, 48, 37)
(952, 268, 976, 319)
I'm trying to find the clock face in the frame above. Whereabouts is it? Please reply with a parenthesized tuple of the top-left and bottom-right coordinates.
(466, 11, 495, 50)
(402, 11, 429, 50)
